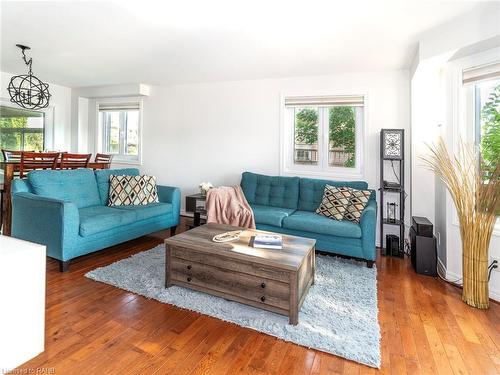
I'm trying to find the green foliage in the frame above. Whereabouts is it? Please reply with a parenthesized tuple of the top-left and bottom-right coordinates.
(0, 117, 43, 154)
(25, 133, 43, 151)
(0, 117, 28, 128)
(293, 106, 356, 168)
(481, 84, 500, 171)
(0, 117, 28, 152)
(294, 108, 318, 144)
(329, 107, 356, 167)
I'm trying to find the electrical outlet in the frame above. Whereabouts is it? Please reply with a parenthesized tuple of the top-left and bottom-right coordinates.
(491, 257, 500, 272)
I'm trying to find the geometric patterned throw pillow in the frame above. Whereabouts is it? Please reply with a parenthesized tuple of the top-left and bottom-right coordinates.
(108, 175, 159, 206)
(316, 185, 353, 221)
(344, 188, 372, 223)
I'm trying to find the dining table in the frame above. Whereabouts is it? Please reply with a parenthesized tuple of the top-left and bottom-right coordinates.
(1, 161, 111, 236)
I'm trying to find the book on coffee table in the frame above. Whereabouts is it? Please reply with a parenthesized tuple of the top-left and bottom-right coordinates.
(253, 234, 283, 250)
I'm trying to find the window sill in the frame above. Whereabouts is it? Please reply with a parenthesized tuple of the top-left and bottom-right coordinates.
(110, 159, 142, 166)
(281, 167, 364, 181)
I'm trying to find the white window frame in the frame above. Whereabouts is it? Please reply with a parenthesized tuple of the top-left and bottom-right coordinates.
(448, 47, 500, 235)
(0, 98, 55, 151)
(96, 97, 143, 165)
(280, 93, 366, 179)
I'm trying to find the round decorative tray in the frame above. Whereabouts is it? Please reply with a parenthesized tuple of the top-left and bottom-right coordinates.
(212, 230, 243, 243)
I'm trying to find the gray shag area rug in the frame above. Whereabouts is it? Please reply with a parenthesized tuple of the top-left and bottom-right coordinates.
(85, 245, 380, 368)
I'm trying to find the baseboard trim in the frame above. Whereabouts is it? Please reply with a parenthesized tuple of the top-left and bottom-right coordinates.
(490, 289, 500, 302)
(437, 257, 500, 303)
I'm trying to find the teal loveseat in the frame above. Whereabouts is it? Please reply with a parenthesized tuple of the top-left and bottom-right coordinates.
(11, 168, 180, 271)
(240, 172, 377, 267)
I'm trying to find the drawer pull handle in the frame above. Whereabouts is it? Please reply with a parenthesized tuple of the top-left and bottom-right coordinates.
(187, 265, 192, 270)
(261, 282, 266, 289)
(260, 296, 266, 302)
(187, 277, 192, 282)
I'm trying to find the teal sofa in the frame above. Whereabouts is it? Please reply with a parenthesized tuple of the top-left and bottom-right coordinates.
(11, 168, 180, 271)
(240, 172, 377, 267)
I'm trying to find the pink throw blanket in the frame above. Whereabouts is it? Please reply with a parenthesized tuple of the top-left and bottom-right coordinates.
(205, 186, 256, 229)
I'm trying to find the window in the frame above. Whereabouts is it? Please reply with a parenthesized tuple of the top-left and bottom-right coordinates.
(473, 78, 499, 174)
(283, 95, 364, 176)
(462, 60, 500, 229)
(98, 100, 141, 163)
(463, 62, 500, 177)
(0, 105, 45, 156)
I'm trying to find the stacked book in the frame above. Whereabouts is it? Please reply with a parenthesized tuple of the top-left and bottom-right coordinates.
(253, 234, 283, 250)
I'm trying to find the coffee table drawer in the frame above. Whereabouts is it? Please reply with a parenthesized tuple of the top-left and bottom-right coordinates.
(170, 246, 290, 283)
(171, 257, 290, 310)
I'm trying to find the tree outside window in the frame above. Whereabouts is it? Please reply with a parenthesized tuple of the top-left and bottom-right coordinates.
(294, 106, 356, 168)
(0, 106, 44, 157)
(479, 83, 500, 174)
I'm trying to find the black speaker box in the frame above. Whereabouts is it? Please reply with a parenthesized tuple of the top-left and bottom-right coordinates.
(386, 234, 400, 257)
(410, 226, 437, 276)
(411, 216, 433, 237)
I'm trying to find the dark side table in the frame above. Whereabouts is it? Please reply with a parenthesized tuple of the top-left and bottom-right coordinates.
(185, 193, 207, 227)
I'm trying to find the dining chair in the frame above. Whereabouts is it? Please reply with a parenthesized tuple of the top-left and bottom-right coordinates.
(19, 152, 60, 178)
(2, 149, 23, 162)
(94, 153, 113, 164)
(60, 153, 92, 169)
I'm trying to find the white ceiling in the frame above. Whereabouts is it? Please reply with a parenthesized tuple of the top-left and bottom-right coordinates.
(0, 0, 483, 88)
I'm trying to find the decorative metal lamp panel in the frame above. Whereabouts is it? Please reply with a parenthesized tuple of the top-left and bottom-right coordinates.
(7, 44, 51, 110)
(381, 129, 404, 160)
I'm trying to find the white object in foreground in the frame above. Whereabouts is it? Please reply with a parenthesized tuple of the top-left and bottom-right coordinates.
(0, 235, 46, 372)
(253, 234, 283, 249)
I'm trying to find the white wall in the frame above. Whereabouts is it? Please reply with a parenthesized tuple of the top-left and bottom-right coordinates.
(410, 3, 500, 301)
(0, 71, 72, 150)
(418, 2, 500, 62)
(90, 71, 409, 246)
(76, 70, 410, 247)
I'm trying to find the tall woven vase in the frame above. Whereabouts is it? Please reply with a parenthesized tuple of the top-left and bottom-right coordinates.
(461, 219, 492, 309)
(422, 139, 499, 310)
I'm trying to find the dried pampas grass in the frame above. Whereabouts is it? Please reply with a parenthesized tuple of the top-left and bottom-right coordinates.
(421, 138, 499, 309)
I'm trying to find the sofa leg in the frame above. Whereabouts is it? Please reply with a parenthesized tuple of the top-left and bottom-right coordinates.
(59, 260, 70, 272)
(170, 226, 177, 237)
(366, 260, 374, 269)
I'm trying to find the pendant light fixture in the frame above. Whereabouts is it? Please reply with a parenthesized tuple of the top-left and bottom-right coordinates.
(7, 44, 51, 110)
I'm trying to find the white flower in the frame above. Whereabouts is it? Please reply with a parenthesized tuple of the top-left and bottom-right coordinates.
(199, 182, 213, 193)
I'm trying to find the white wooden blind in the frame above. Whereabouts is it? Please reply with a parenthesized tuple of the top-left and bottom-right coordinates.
(98, 102, 140, 111)
(462, 62, 500, 85)
(284, 95, 364, 107)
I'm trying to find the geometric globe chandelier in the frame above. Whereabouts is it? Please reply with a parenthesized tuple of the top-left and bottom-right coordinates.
(7, 44, 51, 110)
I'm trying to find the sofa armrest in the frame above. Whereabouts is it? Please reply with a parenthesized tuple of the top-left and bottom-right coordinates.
(157, 185, 181, 224)
(360, 199, 377, 261)
(11, 192, 79, 261)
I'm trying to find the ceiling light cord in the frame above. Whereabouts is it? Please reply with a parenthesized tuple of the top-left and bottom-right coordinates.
(19, 47, 33, 75)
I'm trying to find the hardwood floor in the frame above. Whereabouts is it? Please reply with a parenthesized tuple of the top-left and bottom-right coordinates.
(19, 217, 500, 374)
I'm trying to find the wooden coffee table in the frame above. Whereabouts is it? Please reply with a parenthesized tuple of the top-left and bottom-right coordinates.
(164, 223, 316, 325)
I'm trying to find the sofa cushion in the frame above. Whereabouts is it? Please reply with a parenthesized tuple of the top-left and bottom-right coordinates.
(316, 185, 352, 220)
(114, 202, 173, 221)
(241, 172, 299, 209)
(282, 210, 362, 238)
(251, 204, 296, 227)
(95, 168, 140, 205)
(298, 178, 369, 212)
(344, 188, 372, 223)
(28, 169, 101, 209)
(79, 206, 137, 237)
